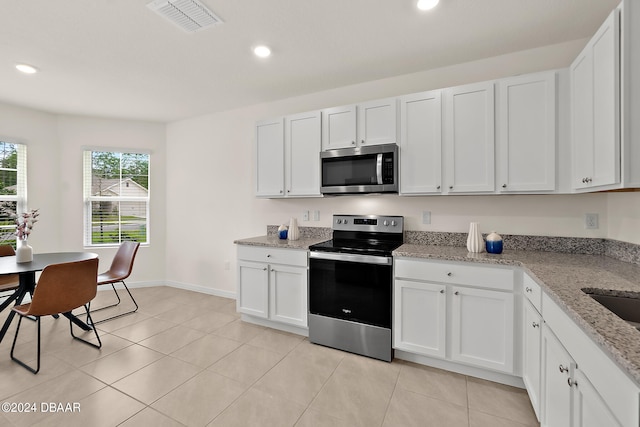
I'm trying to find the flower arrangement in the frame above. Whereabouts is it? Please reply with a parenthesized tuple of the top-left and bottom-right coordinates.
(15, 209, 39, 241)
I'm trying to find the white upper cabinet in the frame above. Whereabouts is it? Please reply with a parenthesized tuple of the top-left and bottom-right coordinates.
(321, 98, 397, 150)
(357, 98, 398, 147)
(444, 81, 495, 193)
(399, 90, 443, 194)
(285, 111, 321, 197)
(321, 104, 357, 150)
(255, 118, 284, 197)
(497, 72, 556, 192)
(571, 8, 620, 190)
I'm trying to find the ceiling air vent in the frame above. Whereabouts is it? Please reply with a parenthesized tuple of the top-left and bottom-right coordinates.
(147, 0, 223, 33)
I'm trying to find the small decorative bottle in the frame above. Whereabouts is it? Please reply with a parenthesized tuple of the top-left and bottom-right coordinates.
(466, 222, 485, 253)
(278, 224, 288, 240)
(486, 231, 503, 254)
(288, 217, 300, 241)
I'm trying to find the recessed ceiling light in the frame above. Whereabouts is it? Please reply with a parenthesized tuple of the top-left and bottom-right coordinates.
(417, 0, 439, 11)
(15, 64, 39, 74)
(253, 45, 271, 58)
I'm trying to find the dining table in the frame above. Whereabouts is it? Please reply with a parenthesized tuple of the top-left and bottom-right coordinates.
(0, 251, 99, 344)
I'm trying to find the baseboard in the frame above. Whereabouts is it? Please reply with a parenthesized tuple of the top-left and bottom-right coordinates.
(105, 280, 237, 300)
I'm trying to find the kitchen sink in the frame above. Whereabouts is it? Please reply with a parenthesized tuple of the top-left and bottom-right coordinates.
(584, 291, 640, 330)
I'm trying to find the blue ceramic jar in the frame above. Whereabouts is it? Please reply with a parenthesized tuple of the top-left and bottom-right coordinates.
(485, 231, 503, 254)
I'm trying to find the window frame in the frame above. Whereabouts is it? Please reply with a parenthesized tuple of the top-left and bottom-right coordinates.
(0, 140, 27, 247)
(83, 149, 151, 248)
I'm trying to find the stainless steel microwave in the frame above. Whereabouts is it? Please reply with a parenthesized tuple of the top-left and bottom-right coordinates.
(320, 144, 398, 195)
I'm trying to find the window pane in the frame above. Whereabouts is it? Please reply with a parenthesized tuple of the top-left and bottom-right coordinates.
(122, 153, 149, 190)
(0, 143, 17, 169)
(0, 170, 17, 195)
(0, 201, 17, 246)
(90, 201, 147, 245)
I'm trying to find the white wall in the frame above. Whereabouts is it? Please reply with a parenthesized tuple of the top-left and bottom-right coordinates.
(0, 102, 167, 283)
(607, 192, 640, 244)
(166, 39, 616, 296)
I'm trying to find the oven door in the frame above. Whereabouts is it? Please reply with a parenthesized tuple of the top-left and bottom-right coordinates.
(308, 252, 392, 329)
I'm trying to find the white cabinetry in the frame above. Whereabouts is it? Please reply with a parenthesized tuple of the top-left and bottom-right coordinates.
(571, 8, 620, 190)
(444, 81, 495, 193)
(541, 324, 574, 427)
(497, 72, 556, 192)
(393, 279, 446, 358)
(321, 98, 397, 150)
(398, 90, 443, 194)
(394, 258, 515, 374)
(255, 112, 322, 198)
(285, 111, 321, 197)
(255, 118, 285, 197)
(237, 246, 308, 329)
(522, 274, 543, 421)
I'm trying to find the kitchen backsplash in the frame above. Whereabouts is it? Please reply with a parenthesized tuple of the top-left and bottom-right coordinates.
(267, 225, 640, 267)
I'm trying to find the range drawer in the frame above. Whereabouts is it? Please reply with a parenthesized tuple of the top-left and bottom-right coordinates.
(237, 245, 308, 267)
(523, 273, 542, 312)
(395, 258, 514, 291)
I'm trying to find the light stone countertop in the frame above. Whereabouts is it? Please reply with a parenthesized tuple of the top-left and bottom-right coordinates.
(234, 235, 328, 250)
(394, 243, 640, 386)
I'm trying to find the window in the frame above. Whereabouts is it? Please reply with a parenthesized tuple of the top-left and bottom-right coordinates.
(0, 141, 27, 247)
(83, 150, 150, 246)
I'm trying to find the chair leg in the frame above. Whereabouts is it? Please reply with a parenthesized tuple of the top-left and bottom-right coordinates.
(88, 283, 122, 315)
(70, 304, 102, 349)
(90, 281, 139, 325)
(10, 315, 40, 374)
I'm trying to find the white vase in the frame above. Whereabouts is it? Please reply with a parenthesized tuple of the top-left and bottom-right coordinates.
(288, 217, 300, 241)
(16, 239, 33, 263)
(466, 222, 485, 253)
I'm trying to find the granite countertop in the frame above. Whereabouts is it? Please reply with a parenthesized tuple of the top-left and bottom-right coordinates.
(394, 243, 640, 386)
(234, 235, 328, 250)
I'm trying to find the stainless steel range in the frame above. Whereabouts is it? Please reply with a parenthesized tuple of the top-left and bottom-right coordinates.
(308, 214, 404, 362)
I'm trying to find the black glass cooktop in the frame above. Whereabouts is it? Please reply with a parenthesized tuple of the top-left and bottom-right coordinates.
(309, 238, 402, 257)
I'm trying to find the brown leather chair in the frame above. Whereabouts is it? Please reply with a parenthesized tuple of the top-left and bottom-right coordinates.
(0, 245, 19, 295)
(91, 241, 140, 324)
(10, 258, 101, 374)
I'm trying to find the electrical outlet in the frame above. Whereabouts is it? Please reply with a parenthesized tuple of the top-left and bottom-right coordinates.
(585, 213, 599, 229)
(422, 211, 431, 225)
(313, 210, 320, 221)
(302, 210, 309, 221)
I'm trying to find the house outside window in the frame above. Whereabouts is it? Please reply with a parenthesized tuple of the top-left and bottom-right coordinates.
(83, 150, 150, 246)
(0, 141, 27, 248)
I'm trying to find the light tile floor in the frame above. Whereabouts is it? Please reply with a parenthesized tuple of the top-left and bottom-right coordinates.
(0, 286, 539, 426)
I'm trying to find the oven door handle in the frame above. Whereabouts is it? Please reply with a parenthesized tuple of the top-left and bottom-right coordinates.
(310, 251, 392, 265)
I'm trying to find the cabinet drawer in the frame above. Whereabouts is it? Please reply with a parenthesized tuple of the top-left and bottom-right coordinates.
(523, 273, 542, 312)
(395, 258, 514, 291)
(237, 245, 308, 267)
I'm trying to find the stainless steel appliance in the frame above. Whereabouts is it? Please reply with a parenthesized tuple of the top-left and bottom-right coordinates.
(320, 144, 398, 195)
(308, 214, 404, 362)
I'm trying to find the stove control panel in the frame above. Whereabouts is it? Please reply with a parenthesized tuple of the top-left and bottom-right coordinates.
(333, 215, 403, 233)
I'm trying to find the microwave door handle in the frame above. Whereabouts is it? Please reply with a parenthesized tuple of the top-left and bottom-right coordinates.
(376, 154, 383, 184)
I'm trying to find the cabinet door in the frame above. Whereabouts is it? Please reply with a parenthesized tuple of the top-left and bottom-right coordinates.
(541, 325, 573, 427)
(237, 260, 269, 318)
(255, 118, 285, 197)
(399, 90, 443, 194)
(357, 98, 398, 147)
(498, 72, 556, 192)
(522, 301, 542, 421)
(444, 82, 495, 193)
(571, 9, 620, 190)
(321, 105, 357, 150)
(269, 264, 308, 328)
(393, 279, 446, 358)
(572, 368, 622, 427)
(591, 9, 620, 188)
(285, 111, 321, 197)
(450, 286, 513, 373)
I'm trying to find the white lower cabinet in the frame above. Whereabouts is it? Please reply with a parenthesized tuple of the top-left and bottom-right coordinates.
(393, 279, 446, 358)
(572, 368, 622, 427)
(541, 324, 574, 427)
(237, 246, 308, 329)
(522, 300, 542, 421)
(450, 286, 514, 373)
(393, 258, 515, 375)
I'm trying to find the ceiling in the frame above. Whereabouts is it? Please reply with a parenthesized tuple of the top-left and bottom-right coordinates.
(0, 0, 621, 123)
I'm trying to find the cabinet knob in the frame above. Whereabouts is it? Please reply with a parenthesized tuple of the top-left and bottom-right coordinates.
(447, 272, 452, 277)
(525, 287, 532, 293)
(279, 190, 283, 194)
(567, 378, 578, 387)
(266, 254, 271, 258)
(287, 190, 290, 193)
(437, 185, 441, 190)
(352, 141, 356, 145)
(587, 177, 592, 183)
(582, 178, 586, 183)
(454, 291, 459, 296)
(502, 184, 507, 188)
(263, 267, 268, 271)
(449, 186, 453, 190)
(532, 322, 540, 328)
(559, 365, 569, 374)
(440, 289, 445, 294)
(361, 140, 365, 144)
